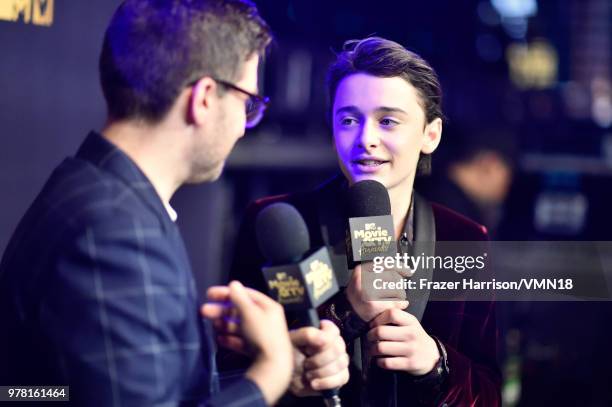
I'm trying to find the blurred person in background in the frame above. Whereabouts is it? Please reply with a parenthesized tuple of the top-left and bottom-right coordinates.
(417, 125, 516, 236)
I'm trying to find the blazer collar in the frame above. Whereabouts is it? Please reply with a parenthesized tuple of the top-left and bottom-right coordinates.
(75, 131, 175, 231)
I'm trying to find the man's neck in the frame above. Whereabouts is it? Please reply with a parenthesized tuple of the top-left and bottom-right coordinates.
(101, 119, 188, 205)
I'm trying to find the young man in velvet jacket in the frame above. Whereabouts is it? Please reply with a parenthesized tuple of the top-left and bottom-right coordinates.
(229, 37, 501, 406)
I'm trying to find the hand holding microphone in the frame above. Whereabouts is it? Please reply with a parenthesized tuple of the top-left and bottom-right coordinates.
(344, 180, 442, 378)
(202, 281, 293, 406)
(289, 320, 349, 398)
(346, 263, 409, 322)
(256, 202, 348, 406)
(366, 308, 441, 376)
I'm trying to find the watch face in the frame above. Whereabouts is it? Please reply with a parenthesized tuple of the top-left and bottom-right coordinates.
(432, 336, 450, 376)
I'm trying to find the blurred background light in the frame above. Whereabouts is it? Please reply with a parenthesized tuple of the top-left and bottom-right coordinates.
(591, 77, 612, 128)
(491, 0, 538, 19)
(507, 39, 558, 89)
(491, 0, 537, 39)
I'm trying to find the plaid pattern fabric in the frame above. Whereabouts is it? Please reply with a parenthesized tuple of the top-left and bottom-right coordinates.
(0, 132, 266, 407)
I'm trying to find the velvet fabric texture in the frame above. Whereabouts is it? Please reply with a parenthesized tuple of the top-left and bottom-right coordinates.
(227, 175, 501, 406)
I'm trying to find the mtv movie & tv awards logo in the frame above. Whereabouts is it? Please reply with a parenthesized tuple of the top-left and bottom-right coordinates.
(305, 259, 333, 301)
(0, 0, 54, 27)
(267, 272, 305, 305)
(353, 221, 393, 256)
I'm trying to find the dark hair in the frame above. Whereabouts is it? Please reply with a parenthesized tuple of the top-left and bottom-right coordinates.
(327, 37, 443, 174)
(435, 125, 517, 173)
(99, 0, 272, 123)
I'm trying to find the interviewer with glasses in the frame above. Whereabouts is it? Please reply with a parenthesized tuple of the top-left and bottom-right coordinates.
(0, 1, 349, 406)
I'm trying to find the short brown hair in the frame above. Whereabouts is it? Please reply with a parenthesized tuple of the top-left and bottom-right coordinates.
(100, 0, 272, 123)
(327, 37, 444, 174)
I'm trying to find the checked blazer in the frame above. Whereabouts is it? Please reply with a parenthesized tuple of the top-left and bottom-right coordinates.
(0, 132, 265, 407)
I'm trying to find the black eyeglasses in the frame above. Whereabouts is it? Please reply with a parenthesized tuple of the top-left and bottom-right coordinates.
(188, 77, 269, 128)
(216, 79, 270, 128)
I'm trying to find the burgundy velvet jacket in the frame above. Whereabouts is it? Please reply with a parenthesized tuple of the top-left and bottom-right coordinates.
(228, 176, 501, 406)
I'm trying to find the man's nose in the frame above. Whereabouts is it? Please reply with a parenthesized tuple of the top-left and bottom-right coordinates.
(356, 120, 380, 150)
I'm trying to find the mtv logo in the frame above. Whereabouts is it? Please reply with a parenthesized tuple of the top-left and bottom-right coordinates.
(32, 0, 53, 26)
(0, 0, 32, 24)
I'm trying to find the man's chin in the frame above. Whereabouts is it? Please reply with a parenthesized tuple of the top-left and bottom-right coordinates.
(186, 163, 225, 184)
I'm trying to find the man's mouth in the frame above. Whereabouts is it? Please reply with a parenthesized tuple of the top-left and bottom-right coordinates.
(352, 158, 389, 167)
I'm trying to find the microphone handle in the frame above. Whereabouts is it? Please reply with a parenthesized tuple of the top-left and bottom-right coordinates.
(304, 309, 342, 407)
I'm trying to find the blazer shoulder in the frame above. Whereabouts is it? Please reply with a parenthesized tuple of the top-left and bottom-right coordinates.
(431, 202, 489, 241)
(37, 159, 159, 231)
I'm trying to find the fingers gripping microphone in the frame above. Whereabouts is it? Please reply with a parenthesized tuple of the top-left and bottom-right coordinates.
(346, 180, 396, 263)
(256, 202, 342, 407)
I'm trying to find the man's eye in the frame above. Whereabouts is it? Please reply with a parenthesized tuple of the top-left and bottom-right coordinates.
(380, 118, 399, 127)
(340, 117, 358, 126)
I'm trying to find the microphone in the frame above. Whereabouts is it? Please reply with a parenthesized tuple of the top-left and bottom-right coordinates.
(256, 202, 342, 407)
(345, 181, 407, 404)
(346, 180, 396, 264)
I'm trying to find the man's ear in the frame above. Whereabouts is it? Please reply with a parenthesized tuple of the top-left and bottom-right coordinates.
(188, 77, 218, 126)
(421, 117, 442, 154)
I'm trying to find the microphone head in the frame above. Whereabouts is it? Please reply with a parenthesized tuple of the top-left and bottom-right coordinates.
(256, 202, 310, 264)
(347, 180, 391, 217)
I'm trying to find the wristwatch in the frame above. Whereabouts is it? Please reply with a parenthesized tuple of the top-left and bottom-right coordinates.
(412, 336, 449, 386)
